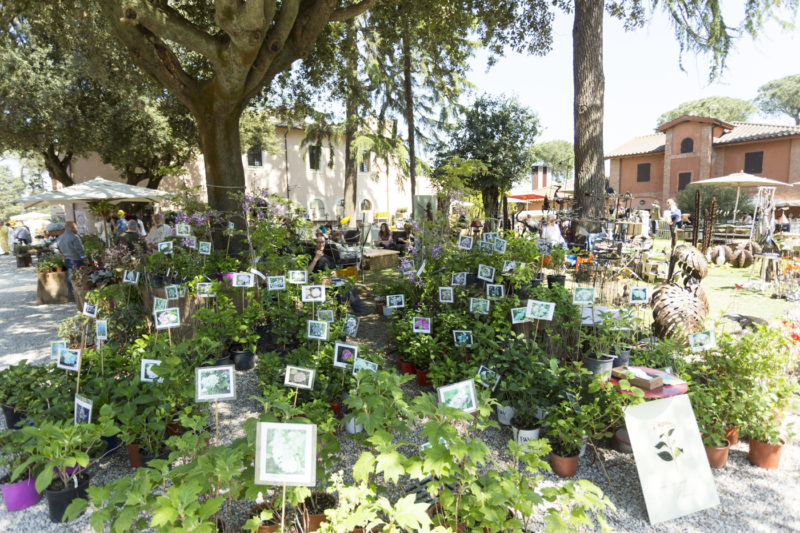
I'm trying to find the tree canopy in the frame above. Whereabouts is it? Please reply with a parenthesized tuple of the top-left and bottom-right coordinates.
(656, 96, 756, 127)
(530, 140, 574, 182)
(0, 165, 24, 221)
(755, 73, 800, 125)
(676, 183, 752, 220)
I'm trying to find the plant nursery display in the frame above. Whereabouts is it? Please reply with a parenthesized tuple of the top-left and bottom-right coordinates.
(255, 422, 317, 486)
(284, 366, 315, 389)
(195, 365, 236, 401)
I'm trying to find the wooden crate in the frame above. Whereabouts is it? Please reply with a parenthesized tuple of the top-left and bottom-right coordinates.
(36, 271, 71, 305)
(612, 367, 663, 390)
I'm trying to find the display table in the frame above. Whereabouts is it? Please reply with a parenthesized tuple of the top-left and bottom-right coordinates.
(362, 248, 399, 271)
(610, 366, 687, 399)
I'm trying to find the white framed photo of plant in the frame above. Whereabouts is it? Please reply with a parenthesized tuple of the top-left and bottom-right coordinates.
(301, 285, 326, 302)
(470, 297, 490, 315)
(165, 285, 179, 300)
(255, 422, 317, 487)
(288, 270, 308, 284)
(284, 365, 315, 390)
(452, 330, 473, 348)
(158, 240, 173, 254)
(175, 223, 191, 237)
(385, 294, 405, 308)
(477, 365, 500, 391)
(573, 287, 595, 305)
(232, 273, 255, 288)
(483, 232, 497, 243)
(510, 307, 529, 324)
(74, 394, 93, 425)
(688, 330, 716, 353)
(57, 348, 81, 372)
(343, 314, 360, 337)
(196, 283, 215, 298)
(457, 235, 473, 250)
(154, 308, 181, 329)
(122, 270, 139, 284)
(153, 297, 168, 311)
(198, 241, 212, 255)
(316, 309, 335, 323)
(141, 359, 163, 383)
(477, 264, 495, 282)
(526, 300, 556, 321)
(451, 272, 467, 286)
(439, 286, 454, 303)
(333, 342, 358, 368)
(493, 238, 507, 254)
(95, 319, 108, 341)
(306, 320, 328, 341)
(629, 286, 649, 304)
(413, 317, 431, 334)
(486, 284, 504, 300)
(267, 276, 286, 291)
(82, 302, 98, 318)
(479, 241, 494, 254)
(50, 340, 66, 361)
(352, 358, 378, 374)
(437, 379, 478, 414)
(195, 365, 236, 402)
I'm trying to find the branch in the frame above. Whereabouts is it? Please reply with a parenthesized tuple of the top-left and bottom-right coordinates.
(329, 0, 377, 22)
(243, 0, 301, 96)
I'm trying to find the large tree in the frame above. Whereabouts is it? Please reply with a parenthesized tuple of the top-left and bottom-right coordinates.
(0, 165, 25, 221)
(530, 140, 574, 182)
(656, 96, 756, 126)
(440, 94, 539, 227)
(755, 73, 800, 125)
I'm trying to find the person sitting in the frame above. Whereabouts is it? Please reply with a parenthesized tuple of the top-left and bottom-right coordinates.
(742, 213, 753, 225)
(146, 213, 173, 244)
(541, 215, 566, 248)
(121, 220, 143, 252)
(376, 223, 395, 249)
(307, 229, 327, 272)
(396, 223, 413, 255)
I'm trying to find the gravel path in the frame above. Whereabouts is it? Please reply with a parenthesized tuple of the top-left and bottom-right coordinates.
(0, 263, 798, 532)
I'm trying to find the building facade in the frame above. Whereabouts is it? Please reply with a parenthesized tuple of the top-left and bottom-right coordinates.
(606, 115, 800, 209)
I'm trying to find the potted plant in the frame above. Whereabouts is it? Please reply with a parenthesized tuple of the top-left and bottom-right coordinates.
(690, 386, 732, 468)
(743, 383, 795, 469)
(546, 245, 567, 287)
(0, 429, 41, 511)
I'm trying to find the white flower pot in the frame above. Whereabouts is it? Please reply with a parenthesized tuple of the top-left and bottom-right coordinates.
(512, 426, 541, 448)
(344, 416, 363, 434)
(497, 404, 515, 425)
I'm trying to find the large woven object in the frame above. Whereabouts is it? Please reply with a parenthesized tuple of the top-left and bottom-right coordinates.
(651, 283, 710, 338)
(708, 244, 733, 266)
(672, 244, 709, 284)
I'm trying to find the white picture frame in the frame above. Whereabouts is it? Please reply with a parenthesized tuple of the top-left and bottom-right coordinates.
(452, 330, 473, 348)
(122, 270, 140, 284)
(451, 272, 467, 286)
(629, 286, 649, 304)
(198, 241, 212, 255)
(232, 272, 255, 288)
(470, 297, 490, 315)
(158, 240, 173, 254)
(352, 358, 379, 374)
(284, 365, 315, 390)
(196, 282, 216, 298)
(288, 270, 308, 284)
(477, 264, 495, 282)
(57, 348, 81, 372)
(74, 394, 93, 425)
(385, 294, 405, 308)
(437, 379, 478, 414)
(483, 232, 498, 243)
(479, 241, 494, 254)
(689, 330, 716, 353)
(502, 260, 518, 273)
(316, 309, 335, 323)
(526, 299, 556, 321)
(267, 276, 286, 291)
(50, 341, 66, 361)
(175, 223, 191, 237)
(438, 286, 454, 303)
(178, 286, 187, 298)
(333, 342, 358, 368)
(486, 284, 505, 300)
(510, 307, 529, 324)
(154, 307, 181, 329)
(165, 285, 179, 300)
(185, 236, 197, 249)
(301, 285, 326, 303)
(195, 365, 236, 402)
(254, 422, 317, 487)
(413, 317, 432, 334)
(153, 297, 168, 311)
(342, 314, 360, 337)
(573, 287, 596, 305)
(306, 320, 329, 341)
(493, 238, 507, 254)
(457, 235, 473, 250)
(140, 358, 163, 383)
(82, 302, 97, 318)
(95, 319, 108, 341)
(477, 365, 501, 391)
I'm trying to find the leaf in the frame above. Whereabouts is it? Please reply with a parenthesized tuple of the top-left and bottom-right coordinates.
(353, 451, 376, 484)
(654, 441, 667, 449)
(656, 451, 674, 461)
(151, 505, 179, 527)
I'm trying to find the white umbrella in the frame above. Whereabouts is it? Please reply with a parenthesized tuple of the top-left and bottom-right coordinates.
(9, 211, 51, 222)
(18, 177, 169, 207)
(691, 172, 791, 221)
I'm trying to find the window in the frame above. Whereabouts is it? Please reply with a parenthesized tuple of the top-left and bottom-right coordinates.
(678, 172, 692, 191)
(308, 145, 321, 171)
(680, 138, 694, 154)
(744, 151, 764, 174)
(358, 152, 370, 173)
(360, 199, 372, 211)
(309, 199, 326, 220)
(636, 163, 651, 182)
(246, 147, 262, 167)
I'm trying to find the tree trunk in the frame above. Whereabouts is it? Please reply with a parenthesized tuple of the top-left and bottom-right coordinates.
(41, 147, 74, 187)
(573, 0, 605, 231)
(342, 21, 359, 228)
(482, 187, 500, 230)
(402, 26, 417, 220)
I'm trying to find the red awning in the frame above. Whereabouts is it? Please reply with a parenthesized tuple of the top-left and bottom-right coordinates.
(508, 193, 546, 201)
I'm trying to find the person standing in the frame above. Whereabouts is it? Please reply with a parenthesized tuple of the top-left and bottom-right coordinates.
(146, 213, 173, 244)
(15, 223, 31, 245)
(57, 221, 87, 301)
(121, 219, 143, 252)
(665, 198, 681, 237)
(0, 222, 8, 254)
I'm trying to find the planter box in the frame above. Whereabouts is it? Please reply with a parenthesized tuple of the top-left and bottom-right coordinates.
(36, 271, 71, 305)
(612, 367, 663, 390)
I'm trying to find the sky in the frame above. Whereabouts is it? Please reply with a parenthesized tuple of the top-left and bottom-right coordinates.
(467, 6, 799, 154)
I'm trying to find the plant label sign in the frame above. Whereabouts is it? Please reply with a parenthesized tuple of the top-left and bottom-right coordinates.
(457, 235, 473, 250)
(629, 286, 649, 304)
(573, 287, 595, 305)
(267, 275, 286, 291)
(255, 422, 317, 486)
(284, 365, 315, 390)
(165, 284, 180, 300)
(175, 223, 191, 237)
(141, 359, 163, 383)
(477, 365, 500, 391)
(154, 308, 181, 329)
(438, 286, 454, 303)
(477, 264, 495, 282)
(198, 241, 212, 255)
(688, 331, 716, 353)
(232, 273, 255, 287)
(437, 379, 478, 414)
(470, 297, 490, 315)
(486, 284, 504, 300)
(510, 307, 529, 324)
(333, 342, 358, 368)
(288, 270, 308, 284)
(342, 314, 360, 337)
(385, 294, 405, 308)
(153, 297, 168, 311)
(306, 320, 329, 341)
(122, 270, 139, 284)
(50, 341, 67, 361)
(196, 283, 216, 298)
(196, 365, 236, 402)
(316, 309, 335, 323)
(301, 285, 326, 302)
(57, 348, 81, 372)
(353, 357, 378, 374)
(526, 300, 556, 321)
(74, 394, 93, 425)
(82, 302, 98, 318)
(413, 317, 431, 334)
(95, 319, 108, 341)
(453, 330, 473, 348)
(479, 241, 494, 255)
(158, 241, 173, 254)
(451, 272, 467, 286)
(493, 238, 507, 254)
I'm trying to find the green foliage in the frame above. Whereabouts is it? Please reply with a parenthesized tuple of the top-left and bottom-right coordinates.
(656, 96, 756, 126)
(530, 140, 574, 181)
(755, 73, 800, 125)
(0, 165, 24, 221)
(676, 183, 752, 220)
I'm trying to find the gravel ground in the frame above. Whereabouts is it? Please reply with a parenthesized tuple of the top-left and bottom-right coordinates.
(0, 257, 798, 532)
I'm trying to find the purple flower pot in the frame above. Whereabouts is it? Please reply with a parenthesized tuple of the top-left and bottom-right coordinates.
(1, 477, 41, 511)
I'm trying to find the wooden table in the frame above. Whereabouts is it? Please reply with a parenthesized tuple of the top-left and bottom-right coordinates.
(361, 248, 400, 271)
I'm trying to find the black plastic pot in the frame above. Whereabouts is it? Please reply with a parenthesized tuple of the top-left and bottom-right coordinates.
(45, 474, 89, 522)
(140, 448, 171, 468)
(611, 349, 631, 368)
(213, 356, 233, 367)
(466, 273, 480, 287)
(547, 274, 566, 288)
(2, 404, 24, 429)
(231, 349, 255, 371)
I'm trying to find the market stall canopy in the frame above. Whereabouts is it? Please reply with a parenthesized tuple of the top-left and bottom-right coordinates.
(18, 177, 170, 207)
(692, 172, 791, 221)
(508, 193, 546, 201)
(9, 212, 51, 222)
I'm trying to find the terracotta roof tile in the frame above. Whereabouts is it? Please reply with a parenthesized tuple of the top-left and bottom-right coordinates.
(605, 134, 665, 158)
(714, 122, 800, 145)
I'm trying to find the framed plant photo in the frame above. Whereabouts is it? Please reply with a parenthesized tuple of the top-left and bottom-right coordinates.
(438, 286, 454, 304)
(175, 223, 191, 237)
(689, 330, 716, 353)
(526, 299, 556, 321)
(185, 237, 197, 249)
(267, 276, 286, 291)
(50, 340, 66, 361)
(154, 308, 181, 329)
(486, 284, 505, 300)
(158, 240, 173, 254)
(342, 314, 360, 337)
(483, 232, 498, 243)
(470, 297, 490, 315)
(573, 287, 595, 305)
(457, 235, 473, 250)
(57, 348, 81, 372)
(385, 294, 405, 308)
(95, 319, 108, 341)
(510, 307, 529, 324)
(452, 330, 473, 348)
(493, 238, 507, 254)
(232, 273, 255, 288)
(153, 297, 168, 311)
(82, 302, 98, 318)
(629, 286, 649, 304)
(316, 309, 335, 323)
(353, 358, 378, 374)
(306, 320, 329, 341)
(413, 317, 432, 334)
(333, 342, 358, 368)
(437, 379, 478, 414)
(74, 395, 93, 425)
(179, 286, 187, 298)
(479, 241, 494, 255)
(165, 284, 180, 300)
(477, 365, 500, 391)
(288, 270, 308, 284)
(301, 285, 326, 303)
(195, 365, 236, 402)
(254, 422, 317, 487)
(198, 241, 212, 255)
(140, 358, 163, 383)
(196, 283, 216, 298)
(284, 365, 315, 390)
(122, 270, 140, 284)
(502, 260, 518, 273)
(477, 264, 495, 282)
(451, 272, 467, 286)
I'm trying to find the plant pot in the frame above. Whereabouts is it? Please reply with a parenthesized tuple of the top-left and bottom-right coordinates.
(1, 475, 41, 511)
(250, 502, 287, 533)
(748, 438, 784, 469)
(511, 425, 541, 447)
(704, 440, 731, 469)
(546, 274, 566, 287)
(382, 305, 394, 317)
(344, 416, 363, 434)
(214, 356, 233, 367)
(375, 303, 384, 315)
(2, 404, 24, 429)
(726, 426, 740, 446)
(98, 434, 121, 458)
(232, 349, 256, 371)
(550, 451, 579, 477)
(44, 473, 89, 522)
(415, 368, 431, 387)
(296, 493, 336, 532)
(427, 503, 466, 533)
(613, 427, 633, 454)
(583, 355, 615, 382)
(496, 404, 515, 425)
(127, 444, 169, 469)
(16, 254, 32, 268)
(611, 348, 631, 368)
(397, 359, 416, 375)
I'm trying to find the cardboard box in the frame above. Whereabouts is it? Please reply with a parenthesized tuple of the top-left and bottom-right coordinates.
(613, 366, 663, 390)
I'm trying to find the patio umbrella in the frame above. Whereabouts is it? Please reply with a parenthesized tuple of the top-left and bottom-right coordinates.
(18, 177, 169, 207)
(691, 172, 791, 221)
(9, 212, 51, 222)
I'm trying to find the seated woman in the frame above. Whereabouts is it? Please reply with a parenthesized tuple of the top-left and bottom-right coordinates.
(376, 223, 395, 249)
(540, 215, 566, 250)
(396, 223, 413, 255)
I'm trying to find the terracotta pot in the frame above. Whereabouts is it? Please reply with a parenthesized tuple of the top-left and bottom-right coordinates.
(397, 359, 415, 375)
(704, 440, 731, 468)
(415, 368, 431, 387)
(427, 504, 466, 533)
(748, 438, 784, 469)
(550, 451, 579, 477)
(726, 426, 740, 446)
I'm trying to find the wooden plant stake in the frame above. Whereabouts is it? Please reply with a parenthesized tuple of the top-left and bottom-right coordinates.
(292, 387, 299, 408)
(280, 484, 287, 533)
(167, 328, 173, 347)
